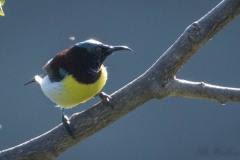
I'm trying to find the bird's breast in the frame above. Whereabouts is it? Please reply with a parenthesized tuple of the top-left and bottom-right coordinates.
(39, 65, 107, 108)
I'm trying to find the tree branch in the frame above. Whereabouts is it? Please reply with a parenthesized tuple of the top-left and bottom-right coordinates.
(1, 0, 240, 159)
(145, 0, 240, 93)
(168, 78, 240, 104)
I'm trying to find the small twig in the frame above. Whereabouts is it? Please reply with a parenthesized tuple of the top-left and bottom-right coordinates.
(168, 78, 240, 104)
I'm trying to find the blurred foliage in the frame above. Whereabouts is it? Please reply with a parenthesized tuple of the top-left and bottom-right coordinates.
(0, 0, 5, 16)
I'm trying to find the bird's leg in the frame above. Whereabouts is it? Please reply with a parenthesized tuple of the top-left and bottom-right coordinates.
(98, 92, 114, 109)
(61, 108, 74, 137)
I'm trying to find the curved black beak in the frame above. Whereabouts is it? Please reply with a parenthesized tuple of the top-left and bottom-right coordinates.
(100, 45, 133, 63)
(107, 45, 133, 54)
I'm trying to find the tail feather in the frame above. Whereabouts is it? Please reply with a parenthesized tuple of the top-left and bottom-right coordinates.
(24, 73, 46, 86)
(24, 78, 36, 86)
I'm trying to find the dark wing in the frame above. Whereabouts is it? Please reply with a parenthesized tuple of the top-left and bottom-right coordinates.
(43, 49, 68, 82)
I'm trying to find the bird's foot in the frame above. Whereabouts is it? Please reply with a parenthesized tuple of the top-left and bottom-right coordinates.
(98, 92, 114, 109)
(61, 108, 75, 138)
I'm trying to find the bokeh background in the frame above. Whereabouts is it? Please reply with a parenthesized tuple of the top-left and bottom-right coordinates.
(1, 0, 240, 160)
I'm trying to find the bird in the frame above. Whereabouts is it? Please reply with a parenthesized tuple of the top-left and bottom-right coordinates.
(25, 39, 132, 136)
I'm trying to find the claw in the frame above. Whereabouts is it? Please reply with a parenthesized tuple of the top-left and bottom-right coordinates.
(61, 108, 75, 138)
(98, 92, 114, 109)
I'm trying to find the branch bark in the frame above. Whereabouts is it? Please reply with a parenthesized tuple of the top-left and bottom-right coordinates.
(1, 0, 240, 159)
(168, 78, 240, 104)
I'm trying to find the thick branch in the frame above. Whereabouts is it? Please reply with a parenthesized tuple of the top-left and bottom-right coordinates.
(0, 75, 153, 160)
(1, 0, 240, 160)
(146, 0, 240, 97)
(168, 78, 240, 104)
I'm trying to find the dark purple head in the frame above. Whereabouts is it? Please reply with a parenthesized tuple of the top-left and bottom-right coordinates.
(44, 39, 132, 84)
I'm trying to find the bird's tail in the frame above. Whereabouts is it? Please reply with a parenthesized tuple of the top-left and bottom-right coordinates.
(24, 73, 46, 86)
(24, 78, 36, 86)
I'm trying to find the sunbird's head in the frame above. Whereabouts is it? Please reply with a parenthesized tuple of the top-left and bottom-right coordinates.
(75, 39, 132, 64)
(39, 39, 132, 84)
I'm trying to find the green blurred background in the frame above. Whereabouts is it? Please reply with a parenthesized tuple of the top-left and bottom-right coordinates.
(1, 0, 240, 159)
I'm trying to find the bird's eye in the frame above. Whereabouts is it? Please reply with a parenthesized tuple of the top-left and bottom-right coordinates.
(95, 46, 102, 53)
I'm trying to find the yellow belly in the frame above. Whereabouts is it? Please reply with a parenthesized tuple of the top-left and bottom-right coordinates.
(40, 66, 107, 108)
